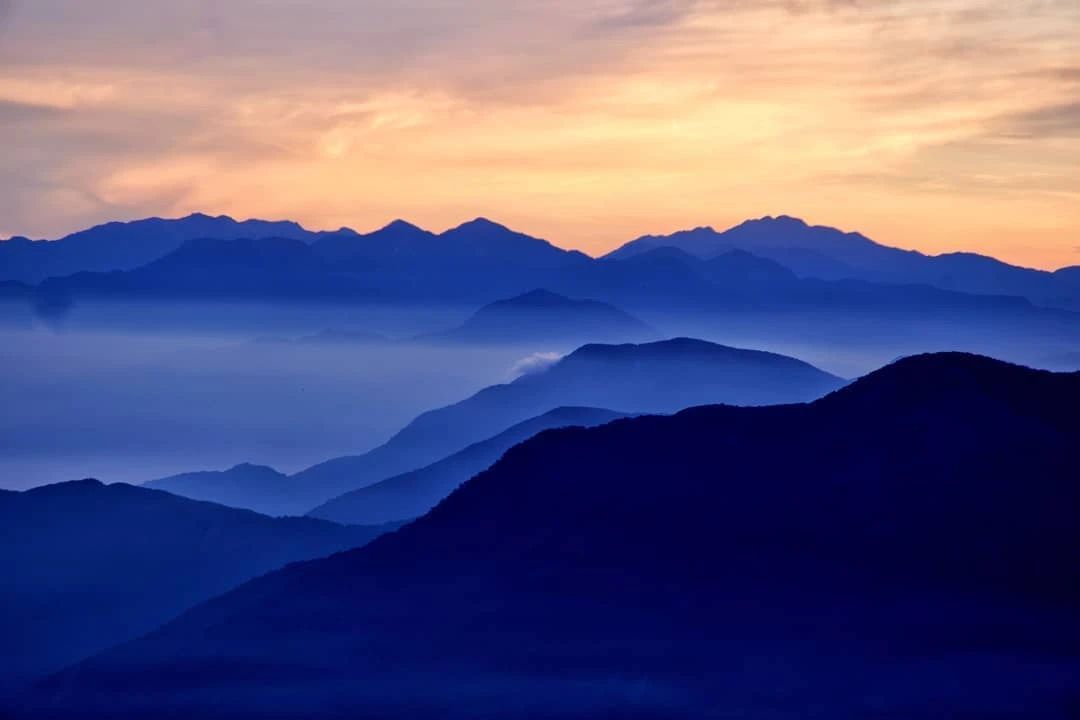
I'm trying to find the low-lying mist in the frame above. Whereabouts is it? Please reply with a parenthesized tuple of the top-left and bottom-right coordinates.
(0, 300, 545, 490)
(3, 296, 1078, 491)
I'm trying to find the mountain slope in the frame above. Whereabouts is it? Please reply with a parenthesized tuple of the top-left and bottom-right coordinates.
(607, 215, 1080, 310)
(31, 217, 592, 305)
(315, 218, 591, 302)
(282, 338, 843, 511)
(0, 480, 389, 694)
(0, 213, 313, 284)
(426, 289, 655, 345)
(150, 339, 842, 516)
(308, 407, 628, 525)
(20, 354, 1080, 718)
(35, 236, 375, 302)
(144, 463, 295, 517)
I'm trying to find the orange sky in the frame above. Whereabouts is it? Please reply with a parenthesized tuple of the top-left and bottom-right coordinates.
(1, 1, 1078, 268)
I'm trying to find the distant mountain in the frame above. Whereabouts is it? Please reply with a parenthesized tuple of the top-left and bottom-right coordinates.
(0, 479, 390, 696)
(10, 212, 1080, 311)
(22, 354, 1079, 719)
(425, 289, 655, 345)
(35, 236, 376, 303)
(310, 218, 592, 301)
(152, 338, 843, 516)
(144, 463, 296, 517)
(0, 213, 313, 284)
(32, 217, 592, 305)
(311, 218, 435, 266)
(309, 407, 628, 525)
(607, 215, 1080, 310)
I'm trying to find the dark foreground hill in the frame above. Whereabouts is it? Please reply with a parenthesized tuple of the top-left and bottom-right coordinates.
(18, 353, 1079, 719)
(153, 338, 843, 516)
(0, 480, 390, 695)
(308, 407, 628, 525)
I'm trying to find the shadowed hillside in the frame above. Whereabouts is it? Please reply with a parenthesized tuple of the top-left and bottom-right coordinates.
(0, 480, 390, 695)
(308, 407, 627, 525)
(18, 353, 1077, 718)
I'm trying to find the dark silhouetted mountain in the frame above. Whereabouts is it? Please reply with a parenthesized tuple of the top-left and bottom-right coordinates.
(19, 213, 1071, 322)
(0, 213, 313, 284)
(309, 407, 628, 525)
(311, 219, 435, 265)
(35, 236, 381, 303)
(0, 479, 391, 697)
(32, 217, 594, 306)
(312, 218, 592, 302)
(20, 354, 1079, 719)
(425, 289, 655, 345)
(607, 215, 900, 269)
(152, 338, 842, 517)
(607, 215, 1080, 310)
(13, 212, 1080, 311)
(144, 463, 297, 517)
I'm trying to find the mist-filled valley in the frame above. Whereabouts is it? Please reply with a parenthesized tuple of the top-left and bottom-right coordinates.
(0, 300, 532, 489)
(4, 266, 1079, 493)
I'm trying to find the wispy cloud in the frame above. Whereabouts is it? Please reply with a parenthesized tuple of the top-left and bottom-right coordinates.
(1, 0, 1079, 268)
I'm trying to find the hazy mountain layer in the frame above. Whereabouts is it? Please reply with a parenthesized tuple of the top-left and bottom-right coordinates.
(19, 353, 1079, 718)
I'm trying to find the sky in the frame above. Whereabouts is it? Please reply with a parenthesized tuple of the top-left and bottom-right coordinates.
(1, 0, 1078, 269)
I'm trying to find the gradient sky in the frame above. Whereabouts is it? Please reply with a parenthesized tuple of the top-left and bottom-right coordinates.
(1, 1, 1078, 268)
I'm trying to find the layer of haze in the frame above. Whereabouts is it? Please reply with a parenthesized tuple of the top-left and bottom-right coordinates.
(1, 0, 1079, 269)
(0, 301, 533, 490)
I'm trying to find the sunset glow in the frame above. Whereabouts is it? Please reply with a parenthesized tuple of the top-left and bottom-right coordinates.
(2, 0, 1078, 267)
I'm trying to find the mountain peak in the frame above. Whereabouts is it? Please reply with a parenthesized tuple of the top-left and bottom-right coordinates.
(381, 219, 424, 233)
(181, 212, 231, 222)
(447, 217, 512, 234)
(559, 338, 840, 381)
(820, 351, 1076, 417)
(568, 337, 730, 360)
(227, 462, 282, 474)
(756, 214, 808, 227)
(23, 478, 105, 497)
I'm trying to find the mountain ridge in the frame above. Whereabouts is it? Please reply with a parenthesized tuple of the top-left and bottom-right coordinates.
(0, 478, 391, 696)
(6, 213, 1078, 311)
(147, 338, 844, 516)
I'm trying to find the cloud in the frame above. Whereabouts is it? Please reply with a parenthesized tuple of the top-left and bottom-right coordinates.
(997, 102, 1080, 139)
(508, 352, 563, 379)
(1, 0, 1079, 268)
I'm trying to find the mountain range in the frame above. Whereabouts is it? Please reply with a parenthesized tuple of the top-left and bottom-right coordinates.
(0, 214, 312, 285)
(0, 479, 391, 696)
(147, 338, 845, 516)
(6, 213, 1079, 312)
(609, 215, 1080, 310)
(17, 353, 1079, 718)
